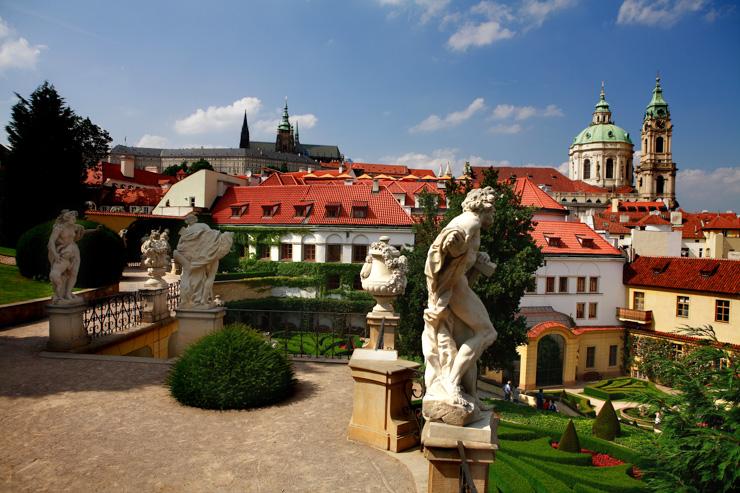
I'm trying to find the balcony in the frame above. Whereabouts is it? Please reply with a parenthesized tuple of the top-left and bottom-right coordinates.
(616, 307, 653, 325)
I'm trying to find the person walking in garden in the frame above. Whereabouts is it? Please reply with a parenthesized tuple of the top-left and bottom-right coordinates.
(503, 380, 512, 401)
(654, 410, 662, 430)
(536, 388, 544, 409)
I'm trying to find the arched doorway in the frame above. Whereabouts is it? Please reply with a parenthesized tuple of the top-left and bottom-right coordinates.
(536, 334, 565, 386)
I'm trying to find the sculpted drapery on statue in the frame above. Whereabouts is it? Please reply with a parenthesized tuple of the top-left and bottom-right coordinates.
(422, 187, 498, 426)
(174, 214, 233, 309)
(47, 210, 99, 305)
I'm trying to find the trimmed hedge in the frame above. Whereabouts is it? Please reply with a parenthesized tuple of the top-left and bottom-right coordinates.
(226, 296, 373, 315)
(218, 261, 363, 294)
(168, 324, 295, 410)
(558, 419, 582, 454)
(520, 457, 646, 493)
(584, 377, 666, 401)
(489, 457, 535, 493)
(593, 400, 621, 441)
(16, 219, 125, 288)
(497, 451, 572, 493)
(501, 437, 591, 466)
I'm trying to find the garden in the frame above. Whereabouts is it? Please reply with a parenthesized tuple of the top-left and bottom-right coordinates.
(583, 377, 667, 401)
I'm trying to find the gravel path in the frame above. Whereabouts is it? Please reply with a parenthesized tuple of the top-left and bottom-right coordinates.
(0, 321, 416, 493)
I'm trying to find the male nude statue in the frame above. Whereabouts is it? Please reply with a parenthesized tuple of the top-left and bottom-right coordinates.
(422, 187, 498, 422)
(47, 210, 100, 304)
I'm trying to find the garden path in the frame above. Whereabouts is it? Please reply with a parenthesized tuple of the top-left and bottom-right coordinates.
(0, 320, 417, 493)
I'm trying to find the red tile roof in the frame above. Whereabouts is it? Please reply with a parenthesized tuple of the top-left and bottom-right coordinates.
(212, 184, 414, 226)
(527, 321, 569, 339)
(260, 172, 307, 186)
(512, 178, 567, 213)
(531, 221, 623, 256)
(703, 215, 740, 230)
(571, 326, 625, 336)
(618, 201, 668, 212)
(408, 168, 436, 178)
(351, 162, 409, 177)
(635, 214, 671, 226)
(85, 162, 176, 188)
(624, 256, 740, 296)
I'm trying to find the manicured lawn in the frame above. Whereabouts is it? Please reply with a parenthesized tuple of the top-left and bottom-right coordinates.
(583, 377, 668, 401)
(0, 246, 16, 257)
(0, 263, 55, 304)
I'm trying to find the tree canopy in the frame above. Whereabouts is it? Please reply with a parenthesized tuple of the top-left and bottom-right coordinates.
(0, 82, 111, 245)
(398, 167, 543, 371)
(163, 159, 213, 176)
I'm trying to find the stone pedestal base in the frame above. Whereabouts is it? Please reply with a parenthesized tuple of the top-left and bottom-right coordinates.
(347, 355, 420, 453)
(365, 312, 399, 350)
(144, 267, 168, 289)
(422, 413, 499, 493)
(140, 287, 170, 323)
(169, 306, 225, 356)
(46, 301, 89, 351)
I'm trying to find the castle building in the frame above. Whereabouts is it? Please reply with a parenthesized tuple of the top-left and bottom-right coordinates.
(569, 83, 634, 190)
(636, 76, 677, 205)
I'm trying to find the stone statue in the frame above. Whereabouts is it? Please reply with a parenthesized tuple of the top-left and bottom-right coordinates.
(141, 229, 171, 288)
(47, 210, 99, 305)
(422, 187, 498, 426)
(173, 213, 233, 309)
(360, 236, 407, 315)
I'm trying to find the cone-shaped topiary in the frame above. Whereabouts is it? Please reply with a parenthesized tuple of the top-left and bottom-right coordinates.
(592, 399, 621, 441)
(558, 419, 581, 453)
(168, 324, 295, 410)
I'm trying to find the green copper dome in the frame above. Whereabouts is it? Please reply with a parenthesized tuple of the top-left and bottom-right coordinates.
(277, 99, 291, 132)
(644, 76, 669, 121)
(572, 123, 632, 146)
(594, 83, 611, 113)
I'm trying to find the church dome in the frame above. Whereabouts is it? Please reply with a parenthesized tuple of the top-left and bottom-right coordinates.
(572, 123, 632, 146)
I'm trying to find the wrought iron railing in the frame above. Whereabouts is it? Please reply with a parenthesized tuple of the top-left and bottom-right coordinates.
(84, 292, 143, 339)
(225, 309, 368, 360)
(403, 367, 426, 442)
(167, 281, 181, 312)
(458, 441, 479, 493)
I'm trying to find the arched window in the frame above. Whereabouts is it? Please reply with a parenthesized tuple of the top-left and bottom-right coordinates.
(583, 159, 591, 180)
(639, 178, 643, 188)
(656, 176, 665, 195)
(605, 158, 614, 179)
(656, 136, 664, 153)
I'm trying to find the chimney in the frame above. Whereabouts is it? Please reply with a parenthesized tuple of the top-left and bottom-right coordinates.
(299, 167, 306, 173)
(344, 178, 353, 186)
(611, 198, 619, 213)
(120, 156, 135, 178)
(372, 178, 380, 193)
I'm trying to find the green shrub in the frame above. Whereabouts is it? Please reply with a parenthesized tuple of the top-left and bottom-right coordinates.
(16, 219, 125, 288)
(558, 419, 581, 453)
(168, 324, 295, 410)
(217, 247, 240, 273)
(226, 296, 373, 315)
(489, 457, 535, 493)
(523, 458, 646, 493)
(592, 399, 621, 441)
(497, 451, 572, 493)
(583, 386, 614, 400)
(501, 437, 591, 466)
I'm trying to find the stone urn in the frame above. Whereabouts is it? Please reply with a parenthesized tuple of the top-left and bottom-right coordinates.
(360, 236, 407, 315)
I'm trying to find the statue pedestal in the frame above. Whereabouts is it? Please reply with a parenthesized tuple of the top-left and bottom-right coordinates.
(170, 306, 225, 356)
(144, 267, 168, 289)
(47, 301, 89, 351)
(347, 355, 420, 452)
(365, 312, 399, 351)
(422, 413, 499, 493)
(140, 287, 170, 323)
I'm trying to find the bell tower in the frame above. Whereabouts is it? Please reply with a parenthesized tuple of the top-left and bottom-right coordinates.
(636, 76, 677, 205)
(275, 98, 295, 154)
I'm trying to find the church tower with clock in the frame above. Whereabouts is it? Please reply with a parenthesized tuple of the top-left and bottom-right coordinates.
(636, 76, 677, 205)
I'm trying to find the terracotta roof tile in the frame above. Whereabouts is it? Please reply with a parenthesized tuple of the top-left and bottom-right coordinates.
(351, 162, 409, 176)
(512, 177, 566, 212)
(85, 162, 176, 188)
(624, 256, 740, 296)
(636, 214, 671, 226)
(212, 184, 414, 226)
(532, 221, 622, 256)
(703, 215, 740, 230)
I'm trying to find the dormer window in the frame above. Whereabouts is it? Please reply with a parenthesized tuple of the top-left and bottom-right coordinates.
(262, 202, 279, 218)
(699, 262, 719, 278)
(294, 202, 313, 218)
(325, 202, 341, 218)
(544, 234, 562, 247)
(351, 201, 368, 218)
(230, 202, 248, 218)
(576, 235, 596, 248)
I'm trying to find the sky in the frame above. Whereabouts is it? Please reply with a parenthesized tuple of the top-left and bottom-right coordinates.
(0, 0, 738, 212)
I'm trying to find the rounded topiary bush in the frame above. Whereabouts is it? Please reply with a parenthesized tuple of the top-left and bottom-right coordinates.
(16, 218, 126, 288)
(168, 324, 295, 410)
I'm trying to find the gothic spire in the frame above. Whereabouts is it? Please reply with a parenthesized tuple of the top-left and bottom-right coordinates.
(278, 97, 291, 132)
(239, 111, 250, 149)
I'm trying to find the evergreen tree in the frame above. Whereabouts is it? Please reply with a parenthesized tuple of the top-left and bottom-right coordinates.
(0, 82, 111, 245)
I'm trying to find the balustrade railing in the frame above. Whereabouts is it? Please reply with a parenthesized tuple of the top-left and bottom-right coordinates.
(225, 309, 367, 361)
(616, 307, 652, 324)
(167, 281, 181, 312)
(84, 292, 143, 339)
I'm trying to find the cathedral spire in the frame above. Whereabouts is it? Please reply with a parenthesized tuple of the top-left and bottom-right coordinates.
(239, 111, 250, 149)
(592, 81, 612, 124)
(278, 97, 291, 131)
(294, 123, 300, 145)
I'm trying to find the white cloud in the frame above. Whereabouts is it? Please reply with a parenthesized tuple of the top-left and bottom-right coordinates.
(136, 134, 168, 148)
(676, 166, 740, 212)
(447, 21, 514, 51)
(489, 123, 523, 134)
(557, 161, 569, 175)
(0, 17, 45, 72)
(417, 0, 451, 23)
(521, 0, 577, 28)
(410, 97, 485, 133)
(174, 97, 262, 135)
(491, 103, 563, 121)
(617, 0, 707, 27)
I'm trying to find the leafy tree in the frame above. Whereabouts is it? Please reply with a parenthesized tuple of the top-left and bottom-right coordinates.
(163, 161, 189, 176)
(0, 82, 111, 245)
(397, 167, 543, 373)
(636, 326, 739, 493)
(189, 158, 213, 174)
(397, 190, 440, 358)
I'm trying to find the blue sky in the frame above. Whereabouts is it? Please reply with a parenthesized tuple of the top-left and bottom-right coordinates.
(0, 0, 738, 211)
